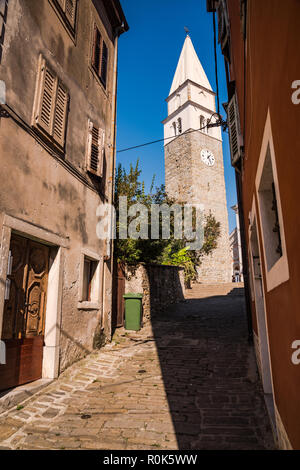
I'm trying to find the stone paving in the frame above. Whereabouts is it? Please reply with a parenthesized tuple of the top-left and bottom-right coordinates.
(0, 285, 275, 450)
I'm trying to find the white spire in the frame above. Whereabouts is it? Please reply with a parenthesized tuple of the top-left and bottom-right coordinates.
(169, 35, 212, 95)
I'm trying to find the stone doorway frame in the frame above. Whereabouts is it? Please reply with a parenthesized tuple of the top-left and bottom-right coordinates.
(248, 199, 277, 440)
(0, 214, 68, 380)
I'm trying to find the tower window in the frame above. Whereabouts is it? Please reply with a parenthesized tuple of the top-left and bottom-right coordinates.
(172, 122, 177, 136)
(177, 118, 182, 134)
(200, 115, 206, 132)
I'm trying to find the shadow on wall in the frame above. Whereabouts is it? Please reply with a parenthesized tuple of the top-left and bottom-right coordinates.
(0, 1, 8, 64)
(145, 264, 185, 323)
(150, 288, 274, 450)
(111, 262, 186, 337)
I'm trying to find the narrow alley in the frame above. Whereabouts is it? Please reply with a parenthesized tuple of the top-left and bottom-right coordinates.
(0, 285, 275, 450)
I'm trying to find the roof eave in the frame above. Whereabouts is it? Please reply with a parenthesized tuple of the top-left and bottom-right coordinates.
(101, 0, 129, 35)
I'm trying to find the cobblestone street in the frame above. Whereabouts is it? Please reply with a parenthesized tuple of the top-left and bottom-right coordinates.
(0, 285, 275, 450)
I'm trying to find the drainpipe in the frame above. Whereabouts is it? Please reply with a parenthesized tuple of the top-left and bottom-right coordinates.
(101, 24, 124, 334)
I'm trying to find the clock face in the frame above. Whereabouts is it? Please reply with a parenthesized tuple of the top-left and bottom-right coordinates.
(201, 149, 215, 167)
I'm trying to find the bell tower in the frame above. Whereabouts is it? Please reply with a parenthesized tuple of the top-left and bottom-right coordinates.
(163, 35, 232, 283)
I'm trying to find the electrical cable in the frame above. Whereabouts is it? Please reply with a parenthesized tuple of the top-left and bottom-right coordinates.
(117, 111, 228, 154)
(116, 124, 208, 153)
(117, 16, 226, 155)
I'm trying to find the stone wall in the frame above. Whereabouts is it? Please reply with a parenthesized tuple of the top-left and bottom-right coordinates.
(125, 264, 185, 324)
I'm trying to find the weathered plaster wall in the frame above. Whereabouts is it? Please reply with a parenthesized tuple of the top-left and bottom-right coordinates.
(1, 0, 115, 175)
(0, 0, 119, 373)
(125, 264, 185, 323)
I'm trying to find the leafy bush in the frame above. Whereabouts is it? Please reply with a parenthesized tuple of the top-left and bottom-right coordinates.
(114, 160, 220, 286)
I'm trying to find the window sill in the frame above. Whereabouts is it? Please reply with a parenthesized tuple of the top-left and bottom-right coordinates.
(265, 255, 289, 292)
(89, 66, 109, 98)
(49, 0, 77, 45)
(77, 301, 100, 311)
(32, 126, 65, 156)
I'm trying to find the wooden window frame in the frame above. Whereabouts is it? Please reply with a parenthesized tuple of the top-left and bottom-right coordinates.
(91, 24, 108, 89)
(85, 119, 105, 178)
(33, 55, 69, 149)
(78, 250, 102, 310)
(82, 257, 97, 302)
(254, 110, 289, 292)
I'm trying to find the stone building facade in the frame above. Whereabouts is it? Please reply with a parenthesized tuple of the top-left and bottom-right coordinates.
(163, 35, 231, 283)
(0, 0, 128, 392)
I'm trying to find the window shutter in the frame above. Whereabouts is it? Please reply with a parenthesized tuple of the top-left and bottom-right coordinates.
(227, 94, 243, 166)
(217, 1, 226, 43)
(65, 0, 76, 28)
(217, 0, 230, 59)
(92, 25, 101, 74)
(98, 127, 105, 177)
(53, 81, 69, 147)
(100, 41, 108, 87)
(86, 120, 104, 177)
(36, 60, 56, 136)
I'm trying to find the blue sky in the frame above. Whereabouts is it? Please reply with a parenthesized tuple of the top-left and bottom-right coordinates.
(116, 0, 237, 232)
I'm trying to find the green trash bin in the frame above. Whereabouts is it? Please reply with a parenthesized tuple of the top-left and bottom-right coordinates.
(123, 293, 143, 331)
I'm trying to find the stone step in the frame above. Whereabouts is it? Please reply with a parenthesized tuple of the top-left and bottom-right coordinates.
(185, 283, 245, 299)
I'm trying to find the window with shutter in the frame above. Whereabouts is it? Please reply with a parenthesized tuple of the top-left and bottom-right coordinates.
(36, 61, 56, 135)
(50, 0, 77, 32)
(86, 120, 105, 177)
(227, 94, 243, 166)
(65, 0, 76, 28)
(34, 56, 69, 148)
(53, 81, 68, 147)
(216, 0, 231, 62)
(100, 42, 108, 88)
(91, 24, 109, 89)
(92, 26, 101, 74)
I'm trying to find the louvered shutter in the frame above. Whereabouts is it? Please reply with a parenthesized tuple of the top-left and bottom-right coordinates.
(217, 1, 225, 43)
(53, 81, 69, 147)
(98, 127, 105, 177)
(92, 26, 101, 74)
(65, 0, 76, 29)
(100, 41, 108, 87)
(86, 120, 104, 177)
(36, 60, 56, 136)
(227, 94, 243, 166)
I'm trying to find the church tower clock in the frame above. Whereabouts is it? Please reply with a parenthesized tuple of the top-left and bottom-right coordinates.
(163, 35, 231, 283)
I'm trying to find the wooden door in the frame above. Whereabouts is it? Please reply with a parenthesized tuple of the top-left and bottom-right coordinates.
(0, 234, 49, 391)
